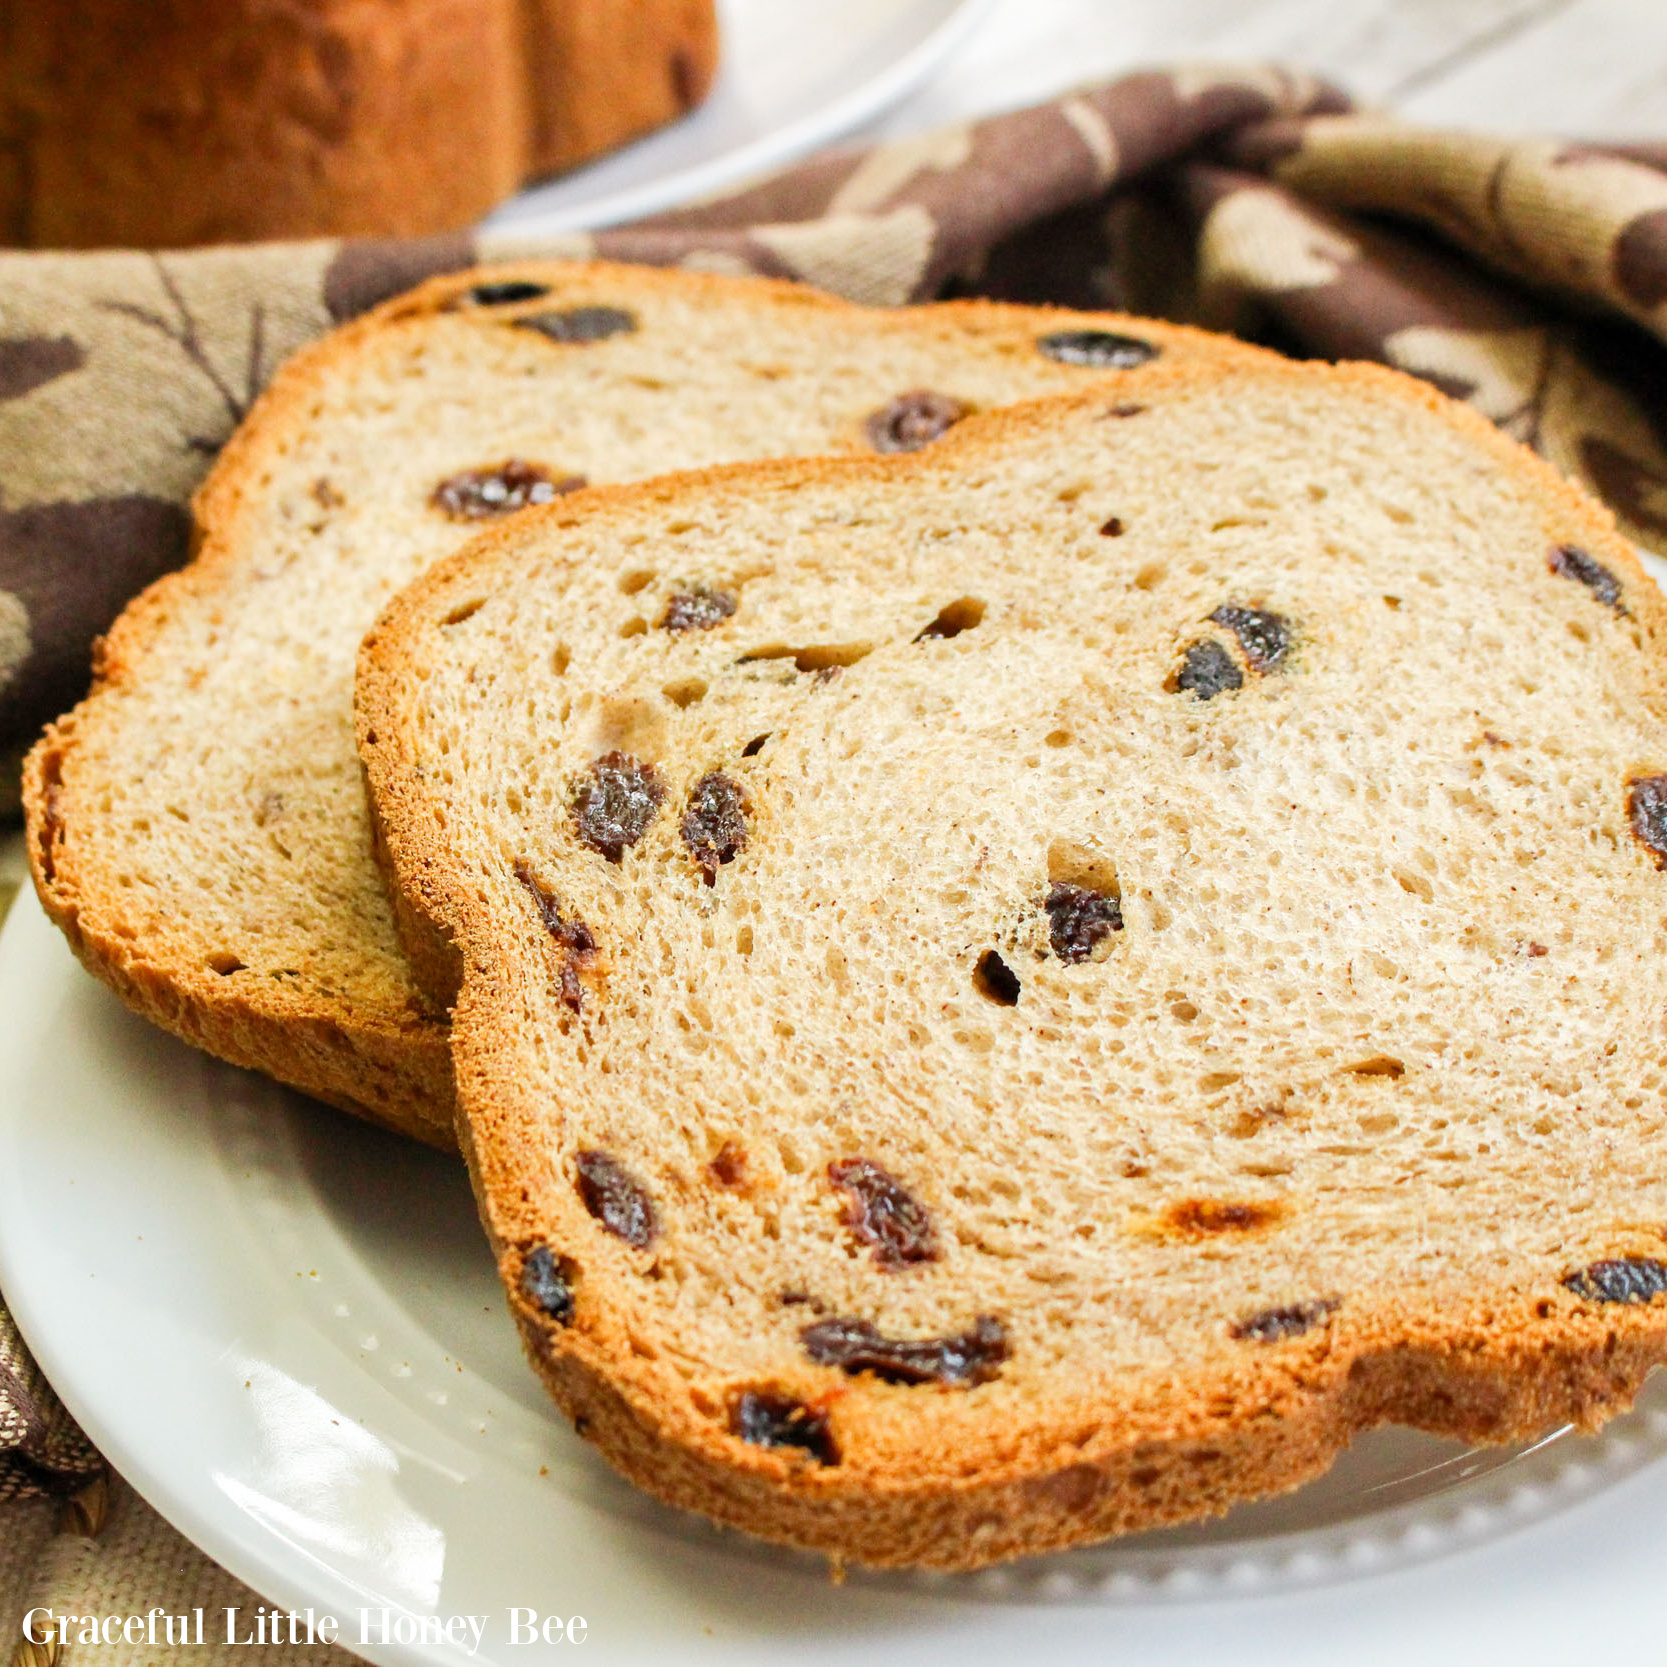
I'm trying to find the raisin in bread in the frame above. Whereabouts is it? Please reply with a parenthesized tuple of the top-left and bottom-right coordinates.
(23, 262, 1267, 1146)
(357, 360, 1667, 1568)
(1, 0, 718, 247)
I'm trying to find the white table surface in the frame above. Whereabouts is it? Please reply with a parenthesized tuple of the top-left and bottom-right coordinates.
(867, 0, 1666, 140)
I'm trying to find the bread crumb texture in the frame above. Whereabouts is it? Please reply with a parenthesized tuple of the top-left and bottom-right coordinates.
(22, 263, 1264, 1144)
(360, 358, 1667, 1567)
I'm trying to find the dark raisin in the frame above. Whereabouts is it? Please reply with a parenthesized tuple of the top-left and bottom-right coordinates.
(519, 1245, 575, 1324)
(1100, 516, 1126, 537)
(915, 598, 985, 641)
(514, 306, 637, 343)
(1629, 776, 1667, 869)
(1549, 544, 1625, 612)
(571, 752, 664, 862)
(574, 1150, 658, 1248)
(828, 1158, 938, 1267)
(1563, 1256, 1667, 1304)
(1210, 604, 1291, 673)
(741, 734, 770, 757)
(863, 390, 967, 454)
(731, 1391, 838, 1463)
(513, 861, 596, 1013)
(973, 949, 1021, 1006)
(464, 280, 551, 306)
(1045, 881, 1122, 962)
(1103, 402, 1146, 418)
(661, 587, 737, 632)
(801, 1315, 1007, 1386)
(1037, 330, 1158, 370)
(681, 771, 748, 883)
(512, 861, 595, 954)
(736, 643, 871, 674)
(1231, 1297, 1338, 1342)
(431, 460, 585, 520)
(1172, 639, 1242, 699)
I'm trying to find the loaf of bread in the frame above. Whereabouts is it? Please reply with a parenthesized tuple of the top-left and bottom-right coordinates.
(24, 262, 1268, 1145)
(0, 0, 718, 247)
(356, 360, 1667, 1567)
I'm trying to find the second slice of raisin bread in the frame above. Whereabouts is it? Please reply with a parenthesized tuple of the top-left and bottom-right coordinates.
(358, 360, 1667, 1567)
(23, 263, 1267, 1146)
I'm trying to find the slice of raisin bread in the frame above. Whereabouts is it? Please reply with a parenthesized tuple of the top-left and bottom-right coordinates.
(22, 264, 1269, 1147)
(358, 360, 1667, 1568)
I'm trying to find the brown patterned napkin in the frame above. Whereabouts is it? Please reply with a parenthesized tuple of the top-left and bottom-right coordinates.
(7, 56, 1667, 1578)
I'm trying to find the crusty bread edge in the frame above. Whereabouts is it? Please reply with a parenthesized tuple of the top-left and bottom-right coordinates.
(20, 258, 1274, 1148)
(357, 358, 1667, 1566)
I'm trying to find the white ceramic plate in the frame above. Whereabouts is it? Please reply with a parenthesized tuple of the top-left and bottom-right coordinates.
(484, 0, 997, 235)
(4, 880, 1667, 1667)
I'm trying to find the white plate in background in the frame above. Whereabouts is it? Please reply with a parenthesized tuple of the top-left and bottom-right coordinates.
(486, 0, 997, 234)
(4, 883, 1667, 1667)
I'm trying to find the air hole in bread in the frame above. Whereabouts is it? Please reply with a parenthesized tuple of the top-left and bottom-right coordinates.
(710, 1140, 747, 1186)
(741, 734, 770, 757)
(207, 952, 246, 975)
(552, 643, 571, 676)
(915, 597, 985, 642)
(1165, 1198, 1283, 1237)
(662, 679, 707, 710)
(735, 926, 754, 956)
(738, 643, 872, 673)
(1044, 730, 1072, 748)
(973, 949, 1021, 1007)
(618, 569, 655, 595)
(1394, 868, 1435, 901)
(1344, 1055, 1405, 1078)
(442, 597, 486, 626)
(619, 617, 648, 639)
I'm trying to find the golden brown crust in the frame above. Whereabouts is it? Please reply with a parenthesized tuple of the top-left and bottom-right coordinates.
(21, 259, 1271, 1149)
(1, 0, 719, 247)
(358, 358, 1667, 1567)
